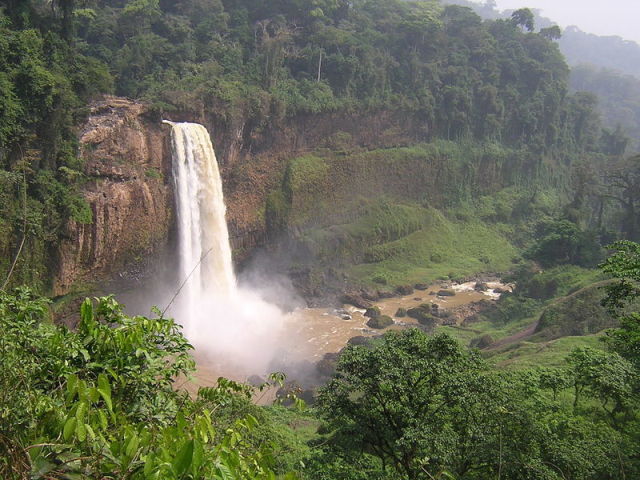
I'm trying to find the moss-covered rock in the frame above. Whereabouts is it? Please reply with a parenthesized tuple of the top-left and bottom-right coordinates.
(367, 315, 394, 329)
(341, 293, 372, 309)
(395, 307, 407, 318)
(396, 285, 414, 295)
(365, 306, 381, 318)
(437, 289, 456, 297)
(407, 304, 439, 326)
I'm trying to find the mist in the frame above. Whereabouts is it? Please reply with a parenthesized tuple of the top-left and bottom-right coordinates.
(488, 0, 640, 44)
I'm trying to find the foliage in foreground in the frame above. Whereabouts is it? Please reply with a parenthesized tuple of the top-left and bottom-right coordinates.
(314, 327, 639, 480)
(0, 289, 292, 479)
(5, 239, 640, 479)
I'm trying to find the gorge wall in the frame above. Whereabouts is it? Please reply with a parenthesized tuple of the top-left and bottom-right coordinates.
(53, 96, 427, 296)
(53, 97, 173, 295)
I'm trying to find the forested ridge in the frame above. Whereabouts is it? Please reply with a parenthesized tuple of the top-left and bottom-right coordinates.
(0, 0, 627, 290)
(2, 1, 640, 479)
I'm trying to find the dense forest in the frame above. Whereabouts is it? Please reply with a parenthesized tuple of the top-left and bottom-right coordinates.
(1, 1, 640, 479)
(0, 0, 629, 290)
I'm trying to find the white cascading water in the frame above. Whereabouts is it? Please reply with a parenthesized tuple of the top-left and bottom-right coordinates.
(163, 120, 286, 372)
(164, 121, 236, 328)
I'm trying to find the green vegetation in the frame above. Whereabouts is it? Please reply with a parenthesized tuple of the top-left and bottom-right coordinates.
(570, 64, 640, 152)
(315, 328, 638, 479)
(434, 265, 610, 368)
(4, 239, 640, 479)
(0, 288, 309, 479)
(2, 1, 640, 477)
(0, 0, 627, 291)
(350, 212, 516, 287)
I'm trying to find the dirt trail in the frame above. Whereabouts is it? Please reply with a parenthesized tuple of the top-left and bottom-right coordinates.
(487, 321, 539, 350)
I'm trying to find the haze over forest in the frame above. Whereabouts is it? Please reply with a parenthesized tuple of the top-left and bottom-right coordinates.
(489, 0, 640, 44)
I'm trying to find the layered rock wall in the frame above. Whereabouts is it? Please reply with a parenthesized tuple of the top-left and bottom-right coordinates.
(53, 97, 173, 295)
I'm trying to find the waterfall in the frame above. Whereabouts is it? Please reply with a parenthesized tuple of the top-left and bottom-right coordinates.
(163, 120, 286, 373)
(164, 121, 237, 330)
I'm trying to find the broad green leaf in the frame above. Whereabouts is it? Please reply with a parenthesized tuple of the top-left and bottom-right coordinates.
(172, 439, 194, 477)
(85, 424, 96, 441)
(75, 401, 88, 425)
(125, 432, 140, 458)
(98, 410, 108, 430)
(144, 456, 155, 477)
(80, 299, 93, 324)
(215, 462, 234, 480)
(76, 421, 86, 442)
(63, 418, 77, 442)
(192, 439, 204, 475)
(66, 375, 78, 401)
(98, 374, 113, 411)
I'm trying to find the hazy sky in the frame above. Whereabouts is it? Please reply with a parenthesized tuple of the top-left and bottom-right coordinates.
(491, 0, 640, 44)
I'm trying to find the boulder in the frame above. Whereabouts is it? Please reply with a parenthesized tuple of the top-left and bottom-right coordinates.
(414, 283, 429, 291)
(437, 289, 456, 297)
(417, 315, 437, 328)
(396, 285, 415, 296)
(395, 307, 407, 318)
(474, 282, 489, 292)
(361, 288, 380, 301)
(365, 306, 381, 318)
(341, 293, 372, 309)
(367, 315, 394, 329)
(407, 304, 438, 326)
(347, 336, 371, 346)
(340, 314, 352, 320)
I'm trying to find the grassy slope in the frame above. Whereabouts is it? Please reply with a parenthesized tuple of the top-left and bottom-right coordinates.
(273, 145, 615, 370)
(438, 266, 612, 369)
(348, 209, 517, 287)
(488, 334, 606, 369)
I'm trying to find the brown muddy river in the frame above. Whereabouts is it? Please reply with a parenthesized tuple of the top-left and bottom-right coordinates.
(284, 281, 509, 359)
(182, 281, 511, 394)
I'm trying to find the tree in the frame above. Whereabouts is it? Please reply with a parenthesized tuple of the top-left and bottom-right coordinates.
(526, 218, 602, 267)
(0, 291, 289, 479)
(601, 240, 640, 368)
(539, 25, 562, 41)
(53, 0, 76, 40)
(601, 156, 640, 239)
(510, 8, 534, 32)
(316, 329, 629, 479)
(318, 331, 489, 478)
(319, 330, 547, 479)
(566, 347, 636, 418)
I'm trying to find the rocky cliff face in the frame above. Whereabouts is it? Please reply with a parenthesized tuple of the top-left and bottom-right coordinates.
(53, 96, 425, 296)
(53, 97, 173, 295)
